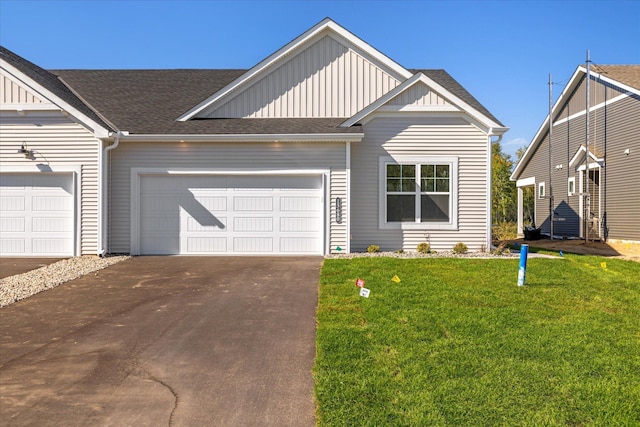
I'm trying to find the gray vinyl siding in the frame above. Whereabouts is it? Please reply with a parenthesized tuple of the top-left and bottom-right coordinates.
(350, 116, 489, 252)
(0, 113, 100, 255)
(108, 141, 347, 253)
(517, 77, 640, 241)
(203, 34, 402, 119)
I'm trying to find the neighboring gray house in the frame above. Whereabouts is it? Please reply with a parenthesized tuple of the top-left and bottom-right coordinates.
(1, 18, 507, 256)
(511, 65, 640, 244)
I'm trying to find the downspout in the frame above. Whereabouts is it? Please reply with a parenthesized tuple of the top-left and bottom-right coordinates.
(99, 131, 124, 256)
(487, 129, 504, 251)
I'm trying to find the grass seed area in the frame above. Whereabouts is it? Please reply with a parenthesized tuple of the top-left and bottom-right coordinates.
(315, 255, 640, 426)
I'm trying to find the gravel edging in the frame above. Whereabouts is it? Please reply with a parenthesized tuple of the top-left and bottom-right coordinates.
(0, 255, 130, 308)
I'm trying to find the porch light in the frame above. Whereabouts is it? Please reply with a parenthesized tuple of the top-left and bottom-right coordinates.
(17, 142, 32, 158)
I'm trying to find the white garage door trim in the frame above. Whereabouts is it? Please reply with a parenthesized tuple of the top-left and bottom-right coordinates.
(0, 166, 80, 257)
(130, 168, 330, 255)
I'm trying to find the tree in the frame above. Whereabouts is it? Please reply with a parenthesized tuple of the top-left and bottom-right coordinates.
(491, 142, 517, 223)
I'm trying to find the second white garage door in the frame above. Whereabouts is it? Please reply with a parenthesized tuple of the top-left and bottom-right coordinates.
(138, 175, 324, 255)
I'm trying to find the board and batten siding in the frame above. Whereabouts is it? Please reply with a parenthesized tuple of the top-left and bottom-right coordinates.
(350, 116, 490, 252)
(204, 34, 401, 119)
(0, 113, 100, 255)
(108, 141, 348, 254)
(1, 72, 46, 104)
(518, 78, 640, 241)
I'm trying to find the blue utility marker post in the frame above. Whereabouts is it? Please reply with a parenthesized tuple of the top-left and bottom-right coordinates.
(517, 244, 529, 286)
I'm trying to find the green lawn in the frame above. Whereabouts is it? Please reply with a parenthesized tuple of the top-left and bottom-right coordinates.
(315, 255, 640, 426)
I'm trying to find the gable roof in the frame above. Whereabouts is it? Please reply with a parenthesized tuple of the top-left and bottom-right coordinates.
(177, 18, 413, 121)
(511, 64, 640, 181)
(342, 70, 505, 130)
(0, 45, 113, 136)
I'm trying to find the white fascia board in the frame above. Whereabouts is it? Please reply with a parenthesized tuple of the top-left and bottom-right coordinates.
(511, 66, 585, 181)
(119, 133, 364, 143)
(511, 65, 638, 181)
(176, 18, 412, 122)
(341, 72, 506, 134)
(0, 61, 111, 139)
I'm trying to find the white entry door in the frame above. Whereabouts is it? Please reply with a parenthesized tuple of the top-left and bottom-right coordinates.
(0, 173, 74, 256)
(138, 175, 324, 255)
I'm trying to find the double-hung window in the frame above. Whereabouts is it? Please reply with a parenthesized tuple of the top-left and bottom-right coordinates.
(380, 156, 458, 230)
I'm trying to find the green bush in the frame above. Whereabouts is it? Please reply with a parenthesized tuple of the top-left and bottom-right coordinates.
(416, 242, 431, 254)
(453, 242, 468, 254)
(367, 245, 380, 253)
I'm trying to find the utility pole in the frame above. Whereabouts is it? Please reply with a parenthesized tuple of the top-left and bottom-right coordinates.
(585, 50, 591, 243)
(549, 73, 554, 241)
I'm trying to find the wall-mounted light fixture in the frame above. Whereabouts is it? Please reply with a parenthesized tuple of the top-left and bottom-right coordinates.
(624, 148, 630, 155)
(17, 142, 32, 158)
(555, 164, 563, 170)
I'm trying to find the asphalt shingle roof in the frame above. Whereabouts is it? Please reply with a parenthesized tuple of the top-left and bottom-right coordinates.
(595, 65, 640, 91)
(0, 46, 113, 132)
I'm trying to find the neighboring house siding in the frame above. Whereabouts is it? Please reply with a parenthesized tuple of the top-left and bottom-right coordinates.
(108, 141, 347, 253)
(351, 116, 489, 252)
(205, 34, 401, 119)
(0, 114, 100, 255)
(517, 76, 640, 241)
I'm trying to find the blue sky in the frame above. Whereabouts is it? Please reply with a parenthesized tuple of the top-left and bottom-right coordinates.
(1, 0, 639, 160)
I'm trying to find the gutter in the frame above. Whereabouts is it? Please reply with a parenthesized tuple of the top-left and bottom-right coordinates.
(98, 131, 127, 256)
(117, 133, 365, 143)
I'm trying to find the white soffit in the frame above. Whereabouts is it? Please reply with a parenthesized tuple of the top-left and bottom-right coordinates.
(177, 18, 413, 122)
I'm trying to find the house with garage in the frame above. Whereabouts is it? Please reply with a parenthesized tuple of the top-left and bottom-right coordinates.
(1, 18, 507, 257)
(511, 64, 640, 244)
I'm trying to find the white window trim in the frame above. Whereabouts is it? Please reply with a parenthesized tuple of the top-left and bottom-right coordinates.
(538, 182, 546, 199)
(568, 177, 576, 196)
(378, 156, 458, 230)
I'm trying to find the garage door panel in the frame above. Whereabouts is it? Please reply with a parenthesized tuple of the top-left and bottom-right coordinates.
(234, 217, 273, 232)
(187, 237, 227, 253)
(0, 217, 25, 232)
(139, 175, 323, 255)
(0, 173, 74, 256)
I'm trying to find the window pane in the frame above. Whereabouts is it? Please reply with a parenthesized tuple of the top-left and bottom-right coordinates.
(436, 165, 449, 178)
(421, 164, 435, 178)
(435, 178, 449, 192)
(421, 195, 449, 221)
(387, 179, 401, 192)
(387, 195, 415, 222)
(401, 165, 415, 178)
(401, 179, 416, 192)
(387, 164, 401, 177)
(421, 178, 435, 192)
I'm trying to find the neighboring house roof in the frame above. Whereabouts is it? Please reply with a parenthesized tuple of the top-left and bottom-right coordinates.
(511, 64, 640, 181)
(0, 45, 113, 134)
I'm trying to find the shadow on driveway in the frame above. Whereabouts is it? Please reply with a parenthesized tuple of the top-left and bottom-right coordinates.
(0, 256, 322, 426)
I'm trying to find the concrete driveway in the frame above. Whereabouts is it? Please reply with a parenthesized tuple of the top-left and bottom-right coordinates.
(0, 256, 322, 426)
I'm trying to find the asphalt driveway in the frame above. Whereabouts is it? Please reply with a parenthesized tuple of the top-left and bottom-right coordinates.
(0, 256, 322, 426)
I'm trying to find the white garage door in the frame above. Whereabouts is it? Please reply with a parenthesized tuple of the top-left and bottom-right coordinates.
(0, 173, 74, 256)
(138, 175, 324, 255)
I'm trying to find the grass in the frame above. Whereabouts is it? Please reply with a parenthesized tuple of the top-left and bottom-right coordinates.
(315, 255, 640, 426)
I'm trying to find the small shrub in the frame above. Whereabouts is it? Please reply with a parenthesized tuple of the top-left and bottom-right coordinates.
(367, 245, 380, 253)
(416, 242, 431, 254)
(394, 249, 404, 254)
(453, 242, 468, 254)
